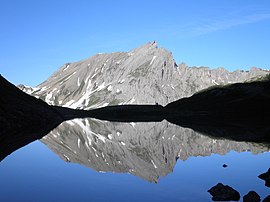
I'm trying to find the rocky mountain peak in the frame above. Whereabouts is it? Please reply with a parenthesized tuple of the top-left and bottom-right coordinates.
(20, 42, 269, 109)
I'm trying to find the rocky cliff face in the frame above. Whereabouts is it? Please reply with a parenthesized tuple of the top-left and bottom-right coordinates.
(41, 118, 268, 183)
(20, 42, 269, 109)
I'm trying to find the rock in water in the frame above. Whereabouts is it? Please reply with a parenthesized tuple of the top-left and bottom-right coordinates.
(263, 195, 270, 202)
(208, 183, 240, 201)
(258, 168, 270, 187)
(243, 191, 260, 202)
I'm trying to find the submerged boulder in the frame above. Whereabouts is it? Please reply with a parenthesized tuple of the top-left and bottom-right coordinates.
(208, 183, 240, 201)
(243, 191, 260, 202)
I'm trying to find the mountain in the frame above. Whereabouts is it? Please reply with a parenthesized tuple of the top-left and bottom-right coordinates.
(41, 118, 269, 183)
(20, 42, 269, 109)
(0, 75, 64, 132)
(2, 57, 270, 161)
(2, 64, 270, 171)
(164, 74, 270, 143)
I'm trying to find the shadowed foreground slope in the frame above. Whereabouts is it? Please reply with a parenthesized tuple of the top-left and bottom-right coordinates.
(0, 75, 65, 161)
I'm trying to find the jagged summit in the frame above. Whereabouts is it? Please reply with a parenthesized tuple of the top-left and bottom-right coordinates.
(20, 42, 269, 109)
(129, 41, 159, 53)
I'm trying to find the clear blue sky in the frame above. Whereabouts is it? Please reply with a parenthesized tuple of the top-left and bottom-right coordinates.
(1, 0, 270, 86)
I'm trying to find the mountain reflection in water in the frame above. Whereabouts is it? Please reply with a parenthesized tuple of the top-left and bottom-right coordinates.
(41, 118, 269, 183)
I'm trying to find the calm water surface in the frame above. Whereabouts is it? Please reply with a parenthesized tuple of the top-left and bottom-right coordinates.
(0, 119, 269, 202)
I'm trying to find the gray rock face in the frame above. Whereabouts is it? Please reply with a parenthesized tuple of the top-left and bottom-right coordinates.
(20, 42, 269, 109)
(41, 118, 268, 182)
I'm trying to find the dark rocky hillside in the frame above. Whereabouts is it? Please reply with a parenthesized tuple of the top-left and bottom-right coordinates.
(165, 74, 270, 125)
(165, 74, 270, 142)
(0, 75, 64, 160)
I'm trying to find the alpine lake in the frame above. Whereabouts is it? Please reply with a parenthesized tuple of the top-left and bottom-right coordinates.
(1, 118, 269, 202)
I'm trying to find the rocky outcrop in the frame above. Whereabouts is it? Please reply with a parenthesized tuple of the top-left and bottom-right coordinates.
(19, 42, 269, 109)
(208, 183, 240, 201)
(243, 191, 261, 202)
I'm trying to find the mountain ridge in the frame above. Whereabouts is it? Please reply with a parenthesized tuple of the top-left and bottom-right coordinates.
(19, 42, 269, 109)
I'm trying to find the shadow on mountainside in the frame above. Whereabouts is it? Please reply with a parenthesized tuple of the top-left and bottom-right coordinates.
(0, 74, 270, 161)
